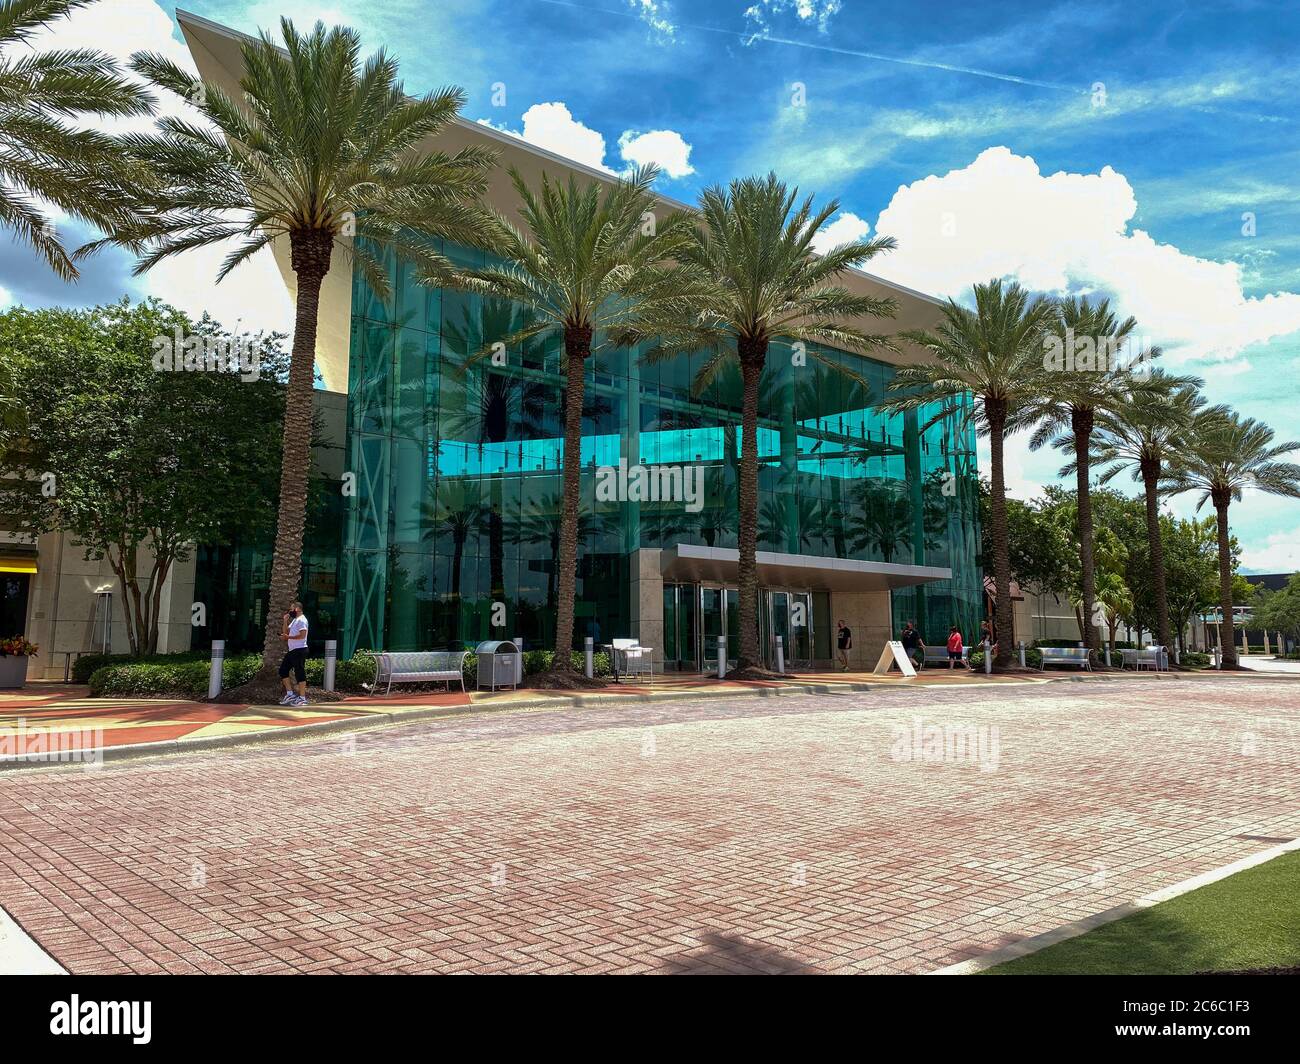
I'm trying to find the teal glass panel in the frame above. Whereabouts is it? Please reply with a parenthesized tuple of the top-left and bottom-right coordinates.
(341, 236, 982, 656)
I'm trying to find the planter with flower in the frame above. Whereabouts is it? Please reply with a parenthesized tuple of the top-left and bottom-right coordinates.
(0, 636, 38, 689)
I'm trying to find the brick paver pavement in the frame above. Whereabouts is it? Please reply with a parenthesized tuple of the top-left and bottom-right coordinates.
(0, 676, 1296, 974)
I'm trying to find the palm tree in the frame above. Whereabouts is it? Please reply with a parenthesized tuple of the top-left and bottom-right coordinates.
(445, 164, 694, 682)
(1, 0, 155, 278)
(883, 280, 1055, 669)
(1163, 410, 1300, 667)
(1013, 296, 1152, 656)
(98, 19, 494, 687)
(632, 173, 897, 676)
(1089, 372, 1205, 651)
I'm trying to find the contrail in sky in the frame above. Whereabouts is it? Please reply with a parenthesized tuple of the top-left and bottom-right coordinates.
(532, 0, 1081, 93)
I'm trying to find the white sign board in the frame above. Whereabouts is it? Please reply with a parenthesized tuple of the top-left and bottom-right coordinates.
(873, 640, 917, 677)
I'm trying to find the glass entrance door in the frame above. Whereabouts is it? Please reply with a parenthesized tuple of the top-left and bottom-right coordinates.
(762, 589, 813, 671)
(662, 583, 698, 671)
(700, 586, 741, 673)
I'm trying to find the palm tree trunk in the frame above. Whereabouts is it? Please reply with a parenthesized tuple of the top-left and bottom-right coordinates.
(1141, 459, 1172, 651)
(734, 345, 765, 672)
(987, 399, 1014, 669)
(255, 230, 332, 681)
(551, 326, 591, 671)
(1072, 407, 1099, 656)
(1213, 491, 1237, 667)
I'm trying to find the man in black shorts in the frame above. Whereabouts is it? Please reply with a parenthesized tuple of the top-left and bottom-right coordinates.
(900, 621, 925, 669)
(278, 600, 310, 706)
(836, 619, 852, 671)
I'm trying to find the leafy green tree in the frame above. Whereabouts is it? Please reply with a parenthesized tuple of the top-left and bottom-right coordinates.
(0, 299, 287, 654)
(97, 17, 494, 684)
(1253, 575, 1300, 648)
(888, 280, 1054, 667)
(638, 174, 896, 674)
(0, 0, 155, 278)
(1164, 410, 1300, 666)
(447, 164, 695, 679)
(1161, 515, 1224, 652)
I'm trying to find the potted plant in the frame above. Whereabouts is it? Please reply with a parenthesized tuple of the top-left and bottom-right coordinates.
(0, 636, 38, 689)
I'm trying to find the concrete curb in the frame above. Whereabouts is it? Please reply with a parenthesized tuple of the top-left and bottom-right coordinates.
(0, 904, 65, 975)
(930, 836, 1300, 975)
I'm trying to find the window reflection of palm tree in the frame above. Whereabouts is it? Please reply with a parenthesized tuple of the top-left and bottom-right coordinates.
(442, 298, 548, 603)
(518, 490, 603, 610)
(420, 479, 484, 619)
(760, 492, 821, 553)
(849, 479, 913, 563)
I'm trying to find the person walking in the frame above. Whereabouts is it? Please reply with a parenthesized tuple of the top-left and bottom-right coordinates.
(278, 600, 310, 706)
(901, 621, 926, 670)
(946, 626, 964, 669)
(836, 619, 852, 671)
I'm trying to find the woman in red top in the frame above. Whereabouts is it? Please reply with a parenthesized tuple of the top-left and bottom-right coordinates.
(946, 627, 964, 669)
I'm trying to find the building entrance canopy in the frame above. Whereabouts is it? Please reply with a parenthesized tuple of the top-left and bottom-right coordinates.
(660, 544, 952, 592)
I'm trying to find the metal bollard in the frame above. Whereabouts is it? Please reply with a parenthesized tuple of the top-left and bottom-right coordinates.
(584, 636, 593, 679)
(323, 639, 337, 692)
(983, 639, 992, 675)
(775, 635, 785, 675)
(1018, 641, 1026, 668)
(513, 634, 523, 685)
(717, 636, 726, 680)
(208, 640, 225, 699)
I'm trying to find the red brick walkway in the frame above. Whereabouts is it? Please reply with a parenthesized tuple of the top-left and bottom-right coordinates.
(1, 676, 1296, 973)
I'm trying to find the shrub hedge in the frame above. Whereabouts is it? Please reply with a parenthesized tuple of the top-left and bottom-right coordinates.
(84, 645, 614, 698)
(967, 645, 1044, 671)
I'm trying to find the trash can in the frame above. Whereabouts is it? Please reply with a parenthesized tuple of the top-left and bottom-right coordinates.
(475, 640, 520, 692)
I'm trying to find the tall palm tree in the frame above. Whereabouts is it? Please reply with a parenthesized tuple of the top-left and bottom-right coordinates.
(632, 173, 897, 676)
(1089, 372, 1205, 651)
(1012, 297, 1152, 655)
(883, 280, 1054, 669)
(97, 18, 494, 687)
(1163, 410, 1300, 667)
(445, 164, 695, 682)
(1, 0, 155, 278)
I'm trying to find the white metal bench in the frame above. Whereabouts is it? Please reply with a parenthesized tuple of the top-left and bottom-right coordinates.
(923, 646, 966, 667)
(372, 650, 468, 696)
(1039, 647, 1093, 670)
(1119, 646, 1168, 671)
(608, 638, 654, 682)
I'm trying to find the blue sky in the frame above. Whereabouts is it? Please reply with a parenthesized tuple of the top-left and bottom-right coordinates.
(3, 0, 1299, 569)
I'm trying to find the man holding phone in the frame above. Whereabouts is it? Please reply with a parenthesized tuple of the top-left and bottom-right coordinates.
(278, 600, 310, 706)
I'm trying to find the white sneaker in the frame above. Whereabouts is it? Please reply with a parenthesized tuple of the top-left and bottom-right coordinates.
(279, 692, 294, 705)
(291, 695, 309, 707)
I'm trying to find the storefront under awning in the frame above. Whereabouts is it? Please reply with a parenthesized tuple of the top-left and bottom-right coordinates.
(0, 547, 38, 574)
(660, 543, 951, 591)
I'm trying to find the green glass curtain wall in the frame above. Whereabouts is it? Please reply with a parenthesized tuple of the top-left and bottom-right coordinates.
(341, 237, 983, 656)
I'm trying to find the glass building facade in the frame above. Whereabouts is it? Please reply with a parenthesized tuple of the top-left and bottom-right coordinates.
(337, 238, 983, 664)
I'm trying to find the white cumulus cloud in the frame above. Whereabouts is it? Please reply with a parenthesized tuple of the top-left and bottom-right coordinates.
(870, 147, 1300, 371)
(618, 129, 694, 178)
(513, 102, 613, 173)
(483, 105, 696, 183)
(811, 211, 870, 255)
